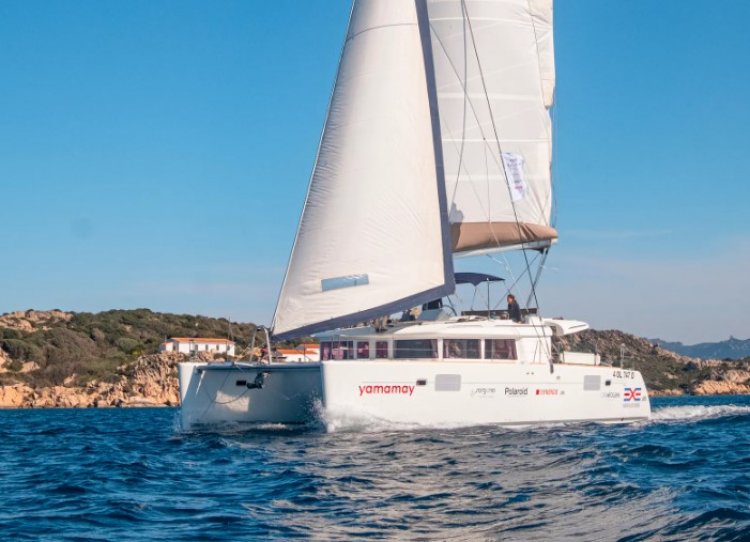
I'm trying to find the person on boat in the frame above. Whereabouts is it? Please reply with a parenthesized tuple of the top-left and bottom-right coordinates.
(507, 294, 522, 323)
(445, 340, 463, 358)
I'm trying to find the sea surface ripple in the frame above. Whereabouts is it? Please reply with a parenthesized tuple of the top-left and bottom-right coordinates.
(1, 395, 749, 541)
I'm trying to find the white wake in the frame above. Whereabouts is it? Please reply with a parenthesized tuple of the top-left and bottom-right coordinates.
(650, 404, 750, 423)
(316, 401, 486, 433)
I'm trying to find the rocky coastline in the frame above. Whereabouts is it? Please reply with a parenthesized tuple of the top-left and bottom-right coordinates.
(1, 310, 748, 408)
(1, 352, 748, 409)
(0, 352, 182, 409)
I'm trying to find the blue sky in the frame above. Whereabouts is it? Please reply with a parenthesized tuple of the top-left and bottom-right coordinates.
(1, 1, 748, 343)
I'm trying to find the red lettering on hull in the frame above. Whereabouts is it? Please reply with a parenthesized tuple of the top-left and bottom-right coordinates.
(358, 384, 415, 397)
(535, 388, 559, 396)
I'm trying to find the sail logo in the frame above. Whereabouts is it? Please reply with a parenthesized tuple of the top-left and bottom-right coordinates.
(623, 387, 642, 402)
(359, 384, 414, 397)
(501, 152, 527, 202)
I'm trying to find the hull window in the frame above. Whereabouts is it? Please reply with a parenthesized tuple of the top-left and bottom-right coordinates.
(584, 375, 601, 391)
(435, 374, 461, 391)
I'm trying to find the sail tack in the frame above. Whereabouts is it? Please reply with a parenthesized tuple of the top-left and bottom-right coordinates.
(272, 0, 454, 340)
(427, 0, 557, 255)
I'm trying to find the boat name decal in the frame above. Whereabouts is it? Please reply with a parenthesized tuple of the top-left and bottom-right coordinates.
(504, 387, 528, 396)
(471, 387, 496, 397)
(623, 387, 642, 402)
(359, 384, 415, 397)
(535, 388, 559, 396)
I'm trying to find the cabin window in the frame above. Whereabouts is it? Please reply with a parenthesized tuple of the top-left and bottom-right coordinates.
(443, 339, 480, 359)
(320, 341, 354, 361)
(356, 341, 370, 359)
(375, 341, 389, 359)
(394, 339, 438, 359)
(485, 339, 517, 360)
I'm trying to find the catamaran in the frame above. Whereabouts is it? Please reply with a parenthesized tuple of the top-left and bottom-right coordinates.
(179, 0, 651, 429)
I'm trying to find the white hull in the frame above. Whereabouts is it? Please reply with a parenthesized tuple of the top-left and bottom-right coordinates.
(178, 362, 322, 428)
(321, 360, 650, 426)
(179, 359, 649, 429)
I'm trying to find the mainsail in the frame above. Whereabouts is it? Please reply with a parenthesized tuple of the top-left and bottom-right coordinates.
(427, 0, 557, 255)
(272, 0, 454, 340)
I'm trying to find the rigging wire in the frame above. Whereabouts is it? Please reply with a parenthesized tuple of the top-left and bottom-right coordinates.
(460, 0, 554, 366)
(427, 15, 494, 223)
(489, 252, 541, 311)
(459, 0, 545, 312)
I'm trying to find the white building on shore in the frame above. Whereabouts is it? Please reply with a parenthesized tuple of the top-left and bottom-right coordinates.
(274, 343, 320, 362)
(159, 337, 236, 356)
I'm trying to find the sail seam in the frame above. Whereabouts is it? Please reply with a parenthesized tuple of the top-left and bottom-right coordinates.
(346, 22, 417, 41)
(425, 10, 497, 227)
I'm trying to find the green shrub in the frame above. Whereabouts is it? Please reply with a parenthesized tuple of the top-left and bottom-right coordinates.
(115, 337, 141, 355)
(1, 339, 43, 362)
(1, 309, 256, 386)
(0, 329, 21, 340)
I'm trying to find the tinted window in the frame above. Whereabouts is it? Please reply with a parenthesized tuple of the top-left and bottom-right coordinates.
(356, 341, 370, 359)
(443, 339, 480, 359)
(484, 339, 517, 360)
(376, 341, 389, 358)
(394, 339, 438, 359)
(320, 341, 354, 360)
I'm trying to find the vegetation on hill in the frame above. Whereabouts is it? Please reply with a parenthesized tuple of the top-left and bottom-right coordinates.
(0, 309, 259, 387)
(555, 329, 716, 394)
(652, 336, 750, 361)
(0, 310, 748, 400)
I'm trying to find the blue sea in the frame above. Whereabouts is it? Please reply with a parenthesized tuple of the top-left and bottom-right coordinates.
(1, 396, 749, 541)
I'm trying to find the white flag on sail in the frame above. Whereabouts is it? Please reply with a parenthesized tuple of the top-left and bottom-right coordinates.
(501, 152, 527, 202)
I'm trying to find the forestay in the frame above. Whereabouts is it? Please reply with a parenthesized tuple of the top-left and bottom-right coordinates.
(272, 0, 454, 340)
(426, 0, 557, 255)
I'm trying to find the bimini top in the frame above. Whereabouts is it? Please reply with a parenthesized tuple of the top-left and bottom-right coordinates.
(454, 272, 504, 286)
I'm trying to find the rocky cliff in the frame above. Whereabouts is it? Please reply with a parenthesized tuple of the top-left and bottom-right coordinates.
(0, 309, 255, 408)
(0, 352, 183, 408)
